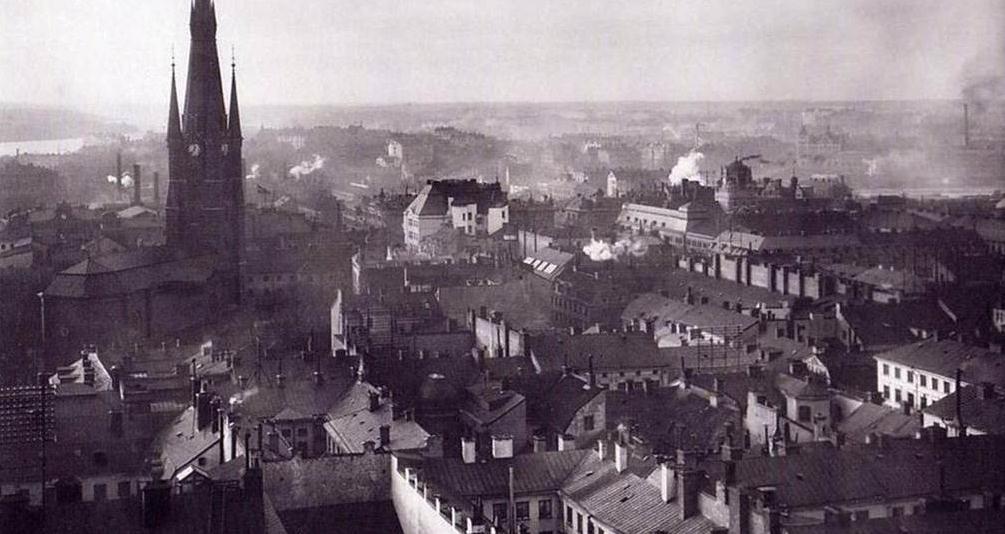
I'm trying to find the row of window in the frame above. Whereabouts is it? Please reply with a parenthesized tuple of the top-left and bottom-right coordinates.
(566, 504, 605, 534)
(881, 363, 951, 394)
(493, 498, 552, 522)
(882, 386, 929, 409)
(91, 480, 133, 501)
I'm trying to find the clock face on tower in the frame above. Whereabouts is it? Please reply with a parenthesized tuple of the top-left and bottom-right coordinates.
(188, 143, 202, 157)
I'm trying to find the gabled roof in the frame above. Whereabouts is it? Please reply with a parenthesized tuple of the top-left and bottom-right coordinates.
(924, 385, 1005, 434)
(420, 449, 593, 498)
(873, 339, 1003, 381)
(836, 402, 920, 443)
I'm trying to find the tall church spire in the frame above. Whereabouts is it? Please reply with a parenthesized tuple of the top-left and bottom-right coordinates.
(228, 53, 242, 139)
(168, 57, 183, 141)
(184, 0, 226, 138)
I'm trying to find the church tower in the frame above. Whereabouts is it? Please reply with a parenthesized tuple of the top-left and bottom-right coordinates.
(166, 0, 244, 304)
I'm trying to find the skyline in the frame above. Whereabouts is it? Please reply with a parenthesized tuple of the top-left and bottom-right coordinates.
(2, 0, 1003, 118)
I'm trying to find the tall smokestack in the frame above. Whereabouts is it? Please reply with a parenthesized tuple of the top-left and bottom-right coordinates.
(963, 103, 970, 149)
(132, 164, 142, 206)
(153, 171, 161, 205)
(116, 152, 123, 189)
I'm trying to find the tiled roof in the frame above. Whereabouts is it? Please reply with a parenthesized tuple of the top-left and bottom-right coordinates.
(707, 435, 1005, 509)
(45, 247, 217, 299)
(325, 383, 430, 453)
(836, 402, 920, 443)
(528, 332, 678, 372)
(419, 449, 593, 498)
(873, 339, 1004, 382)
(264, 454, 394, 512)
(150, 407, 222, 478)
(606, 388, 740, 454)
(838, 300, 952, 348)
(784, 508, 1005, 534)
(537, 374, 604, 434)
(924, 384, 1005, 434)
(561, 454, 715, 534)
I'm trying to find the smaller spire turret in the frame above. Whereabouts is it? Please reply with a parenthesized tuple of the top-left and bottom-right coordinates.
(168, 55, 183, 141)
(228, 49, 242, 139)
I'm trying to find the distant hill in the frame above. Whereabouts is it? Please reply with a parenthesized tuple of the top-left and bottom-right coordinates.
(0, 105, 135, 142)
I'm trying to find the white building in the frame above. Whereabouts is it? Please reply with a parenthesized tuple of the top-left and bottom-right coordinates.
(403, 179, 509, 250)
(873, 339, 1004, 412)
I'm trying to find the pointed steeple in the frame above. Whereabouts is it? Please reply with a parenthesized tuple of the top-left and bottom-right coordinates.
(168, 58, 183, 140)
(190, 0, 217, 37)
(228, 54, 242, 139)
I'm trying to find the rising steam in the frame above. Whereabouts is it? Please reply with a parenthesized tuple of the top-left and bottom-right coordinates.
(289, 155, 325, 179)
(245, 163, 261, 181)
(582, 236, 649, 262)
(668, 151, 705, 186)
(106, 174, 134, 188)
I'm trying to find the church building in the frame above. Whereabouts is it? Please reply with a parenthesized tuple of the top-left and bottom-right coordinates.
(44, 0, 245, 358)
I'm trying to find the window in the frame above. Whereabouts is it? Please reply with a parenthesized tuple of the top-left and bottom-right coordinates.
(895, 389, 902, 403)
(577, 512, 584, 533)
(297, 428, 308, 437)
(890, 506, 903, 517)
(798, 406, 812, 422)
(493, 502, 508, 522)
(854, 510, 869, 522)
(907, 371, 914, 383)
(538, 499, 553, 519)
(117, 481, 131, 498)
(907, 392, 915, 407)
(883, 385, 890, 399)
(583, 415, 595, 431)
(932, 378, 939, 391)
(516, 501, 529, 521)
(894, 367, 901, 379)
(920, 374, 927, 387)
(93, 483, 107, 501)
(566, 505, 573, 525)
(944, 381, 951, 394)
(921, 396, 928, 409)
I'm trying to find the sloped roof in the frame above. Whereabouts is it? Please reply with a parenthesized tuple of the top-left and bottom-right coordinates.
(45, 247, 217, 299)
(837, 402, 920, 443)
(873, 339, 1003, 381)
(419, 449, 593, 498)
(924, 385, 1005, 434)
(561, 453, 716, 534)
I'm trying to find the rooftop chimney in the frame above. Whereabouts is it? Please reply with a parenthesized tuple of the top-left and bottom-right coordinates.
(557, 433, 574, 451)
(132, 164, 142, 206)
(533, 434, 547, 453)
(461, 437, 477, 464)
(614, 439, 629, 473)
(491, 435, 514, 459)
(379, 425, 391, 449)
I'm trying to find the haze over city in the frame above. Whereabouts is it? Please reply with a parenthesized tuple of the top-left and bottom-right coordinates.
(2, 2, 1005, 532)
(2, 0, 1004, 116)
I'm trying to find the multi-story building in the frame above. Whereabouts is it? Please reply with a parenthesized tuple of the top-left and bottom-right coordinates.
(403, 179, 509, 250)
(873, 339, 1005, 412)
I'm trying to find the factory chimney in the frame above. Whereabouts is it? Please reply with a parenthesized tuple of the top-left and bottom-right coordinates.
(116, 152, 123, 189)
(963, 103, 971, 149)
(132, 164, 143, 206)
(153, 171, 161, 205)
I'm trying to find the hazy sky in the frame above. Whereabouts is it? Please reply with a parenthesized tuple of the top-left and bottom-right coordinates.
(2, 0, 1003, 115)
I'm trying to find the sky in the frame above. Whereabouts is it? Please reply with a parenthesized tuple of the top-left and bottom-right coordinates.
(1, 0, 1003, 115)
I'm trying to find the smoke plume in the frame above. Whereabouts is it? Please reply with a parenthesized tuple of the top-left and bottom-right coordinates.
(245, 163, 261, 181)
(582, 236, 649, 262)
(288, 155, 325, 179)
(668, 150, 705, 186)
(106, 174, 134, 188)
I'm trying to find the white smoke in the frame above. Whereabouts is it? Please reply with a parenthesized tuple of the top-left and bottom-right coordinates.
(582, 236, 649, 262)
(862, 150, 927, 178)
(106, 174, 134, 188)
(288, 155, 325, 179)
(245, 163, 261, 181)
(668, 150, 705, 185)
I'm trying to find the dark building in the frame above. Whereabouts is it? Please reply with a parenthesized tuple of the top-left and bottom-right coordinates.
(166, 0, 245, 304)
(42, 0, 246, 359)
